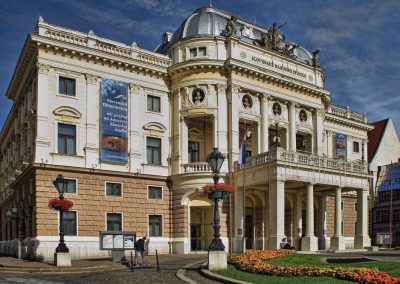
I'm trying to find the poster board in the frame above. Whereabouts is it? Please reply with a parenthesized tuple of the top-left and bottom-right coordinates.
(99, 231, 136, 250)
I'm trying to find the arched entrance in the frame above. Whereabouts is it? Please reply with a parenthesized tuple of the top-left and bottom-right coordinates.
(189, 197, 213, 251)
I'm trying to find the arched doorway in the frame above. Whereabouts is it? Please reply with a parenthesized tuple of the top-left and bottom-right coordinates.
(189, 197, 213, 251)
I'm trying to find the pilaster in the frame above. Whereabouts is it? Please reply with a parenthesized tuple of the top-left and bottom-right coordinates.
(85, 74, 100, 167)
(259, 94, 270, 153)
(331, 187, 345, 250)
(301, 183, 318, 251)
(313, 108, 324, 155)
(288, 102, 296, 151)
(129, 83, 143, 171)
(355, 188, 371, 248)
(269, 179, 285, 249)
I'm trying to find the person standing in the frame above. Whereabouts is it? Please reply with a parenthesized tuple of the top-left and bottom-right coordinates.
(134, 236, 147, 266)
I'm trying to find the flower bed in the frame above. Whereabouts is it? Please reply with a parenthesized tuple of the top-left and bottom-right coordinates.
(48, 197, 74, 211)
(231, 250, 400, 283)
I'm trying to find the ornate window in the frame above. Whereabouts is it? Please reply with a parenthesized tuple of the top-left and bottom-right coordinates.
(272, 102, 282, 116)
(188, 141, 200, 163)
(62, 211, 77, 236)
(146, 137, 162, 165)
(106, 182, 122, 197)
(59, 77, 76, 96)
(107, 213, 122, 231)
(147, 95, 161, 113)
(192, 88, 205, 104)
(149, 215, 162, 237)
(58, 123, 76, 155)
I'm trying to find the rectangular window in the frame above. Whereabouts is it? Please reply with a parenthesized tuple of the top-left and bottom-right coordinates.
(63, 211, 77, 236)
(353, 141, 360, 153)
(355, 202, 357, 211)
(198, 47, 206, 56)
(147, 95, 161, 113)
(107, 213, 122, 231)
(65, 179, 77, 194)
(148, 186, 163, 200)
(189, 48, 197, 58)
(106, 182, 122, 197)
(147, 137, 161, 165)
(149, 215, 162, 237)
(341, 201, 344, 211)
(188, 141, 199, 163)
(341, 221, 344, 236)
(59, 77, 76, 96)
(58, 123, 76, 155)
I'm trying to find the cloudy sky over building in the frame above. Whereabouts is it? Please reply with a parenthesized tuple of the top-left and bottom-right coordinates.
(1, 0, 399, 133)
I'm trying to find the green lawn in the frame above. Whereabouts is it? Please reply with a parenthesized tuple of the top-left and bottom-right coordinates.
(213, 253, 400, 283)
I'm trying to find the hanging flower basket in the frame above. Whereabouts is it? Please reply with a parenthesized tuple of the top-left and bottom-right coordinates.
(48, 197, 74, 211)
(201, 183, 235, 200)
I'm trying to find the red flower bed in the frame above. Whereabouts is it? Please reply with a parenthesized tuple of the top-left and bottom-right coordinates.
(201, 183, 235, 197)
(231, 250, 400, 284)
(48, 197, 74, 211)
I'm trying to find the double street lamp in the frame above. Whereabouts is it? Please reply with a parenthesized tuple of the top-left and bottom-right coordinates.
(207, 147, 226, 251)
(53, 174, 69, 253)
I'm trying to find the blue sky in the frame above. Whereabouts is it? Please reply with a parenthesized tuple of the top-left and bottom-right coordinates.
(1, 0, 399, 134)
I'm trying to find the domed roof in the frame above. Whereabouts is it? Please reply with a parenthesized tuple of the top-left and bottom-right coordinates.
(155, 6, 314, 66)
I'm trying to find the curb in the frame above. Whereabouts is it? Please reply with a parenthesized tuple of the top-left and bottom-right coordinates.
(199, 262, 252, 284)
(176, 260, 204, 284)
(0, 263, 126, 274)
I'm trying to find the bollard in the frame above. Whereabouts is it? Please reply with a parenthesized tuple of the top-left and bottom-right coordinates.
(156, 249, 160, 271)
(131, 251, 134, 272)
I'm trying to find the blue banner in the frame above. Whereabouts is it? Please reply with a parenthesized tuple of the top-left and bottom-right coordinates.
(100, 78, 128, 163)
(335, 133, 347, 159)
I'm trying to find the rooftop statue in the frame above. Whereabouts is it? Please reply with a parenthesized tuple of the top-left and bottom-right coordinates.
(312, 49, 321, 68)
(225, 15, 238, 37)
(260, 22, 286, 51)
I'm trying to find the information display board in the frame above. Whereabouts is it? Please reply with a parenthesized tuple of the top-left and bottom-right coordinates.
(99, 231, 136, 250)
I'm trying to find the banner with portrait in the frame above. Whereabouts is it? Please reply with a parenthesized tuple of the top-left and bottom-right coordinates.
(100, 78, 128, 163)
(335, 133, 347, 159)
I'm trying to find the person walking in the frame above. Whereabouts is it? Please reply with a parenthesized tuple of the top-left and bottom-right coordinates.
(134, 236, 146, 266)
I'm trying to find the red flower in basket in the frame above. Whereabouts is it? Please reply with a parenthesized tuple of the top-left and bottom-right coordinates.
(48, 197, 74, 211)
(201, 183, 235, 198)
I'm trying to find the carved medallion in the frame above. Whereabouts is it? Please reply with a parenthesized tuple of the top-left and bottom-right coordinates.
(242, 95, 252, 109)
(272, 102, 282, 116)
(192, 88, 205, 105)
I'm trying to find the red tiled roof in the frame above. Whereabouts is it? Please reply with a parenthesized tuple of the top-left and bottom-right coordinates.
(368, 118, 389, 163)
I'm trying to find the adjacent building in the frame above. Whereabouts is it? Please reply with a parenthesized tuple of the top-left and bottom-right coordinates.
(0, 6, 373, 260)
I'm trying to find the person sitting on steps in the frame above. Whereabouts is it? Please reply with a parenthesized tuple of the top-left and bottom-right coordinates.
(280, 237, 295, 250)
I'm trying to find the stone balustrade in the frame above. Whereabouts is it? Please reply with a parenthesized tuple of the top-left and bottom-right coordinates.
(234, 148, 369, 175)
(328, 105, 367, 123)
(182, 162, 211, 173)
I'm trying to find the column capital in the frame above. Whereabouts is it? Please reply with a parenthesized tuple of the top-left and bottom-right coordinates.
(216, 84, 226, 94)
(36, 62, 50, 74)
(259, 93, 271, 102)
(229, 83, 240, 94)
(129, 83, 141, 94)
(85, 74, 99, 84)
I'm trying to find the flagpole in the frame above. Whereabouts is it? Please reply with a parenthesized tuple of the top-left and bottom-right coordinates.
(243, 140, 246, 253)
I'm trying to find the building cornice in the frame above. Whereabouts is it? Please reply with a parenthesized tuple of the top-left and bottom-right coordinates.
(326, 113, 374, 131)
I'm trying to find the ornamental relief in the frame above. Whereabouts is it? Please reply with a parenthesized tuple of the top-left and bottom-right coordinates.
(182, 84, 217, 111)
(268, 101, 288, 123)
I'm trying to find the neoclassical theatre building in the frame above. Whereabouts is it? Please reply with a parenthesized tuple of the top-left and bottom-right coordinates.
(0, 6, 373, 260)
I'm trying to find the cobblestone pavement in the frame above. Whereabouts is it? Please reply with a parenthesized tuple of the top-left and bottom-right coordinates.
(0, 255, 214, 284)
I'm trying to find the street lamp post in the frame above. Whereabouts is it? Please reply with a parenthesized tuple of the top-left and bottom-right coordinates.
(53, 174, 69, 253)
(207, 147, 225, 251)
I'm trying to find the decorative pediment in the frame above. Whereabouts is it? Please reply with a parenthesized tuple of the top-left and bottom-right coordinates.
(53, 106, 82, 119)
(143, 122, 166, 133)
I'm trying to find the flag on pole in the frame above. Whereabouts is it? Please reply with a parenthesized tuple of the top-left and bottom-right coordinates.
(238, 129, 249, 165)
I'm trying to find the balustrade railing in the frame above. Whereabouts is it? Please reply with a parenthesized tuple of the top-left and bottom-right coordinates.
(234, 148, 369, 175)
(182, 162, 211, 173)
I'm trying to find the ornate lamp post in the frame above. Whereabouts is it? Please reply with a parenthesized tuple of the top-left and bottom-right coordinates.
(53, 174, 69, 253)
(207, 147, 226, 251)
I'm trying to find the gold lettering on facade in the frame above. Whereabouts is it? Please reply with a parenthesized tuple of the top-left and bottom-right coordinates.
(251, 56, 307, 78)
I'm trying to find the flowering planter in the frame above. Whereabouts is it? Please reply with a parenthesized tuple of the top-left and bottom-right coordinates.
(208, 190, 227, 200)
(48, 197, 74, 211)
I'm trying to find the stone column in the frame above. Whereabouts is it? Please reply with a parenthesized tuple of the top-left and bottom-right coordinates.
(288, 102, 296, 151)
(301, 183, 318, 251)
(331, 187, 345, 250)
(171, 89, 181, 174)
(228, 84, 240, 169)
(233, 187, 244, 252)
(313, 109, 324, 155)
(269, 179, 285, 249)
(293, 191, 303, 249)
(181, 117, 188, 165)
(319, 193, 327, 250)
(35, 63, 51, 163)
(355, 188, 371, 248)
(259, 94, 269, 153)
(85, 74, 100, 168)
(327, 131, 333, 158)
(129, 84, 142, 171)
(217, 84, 228, 173)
